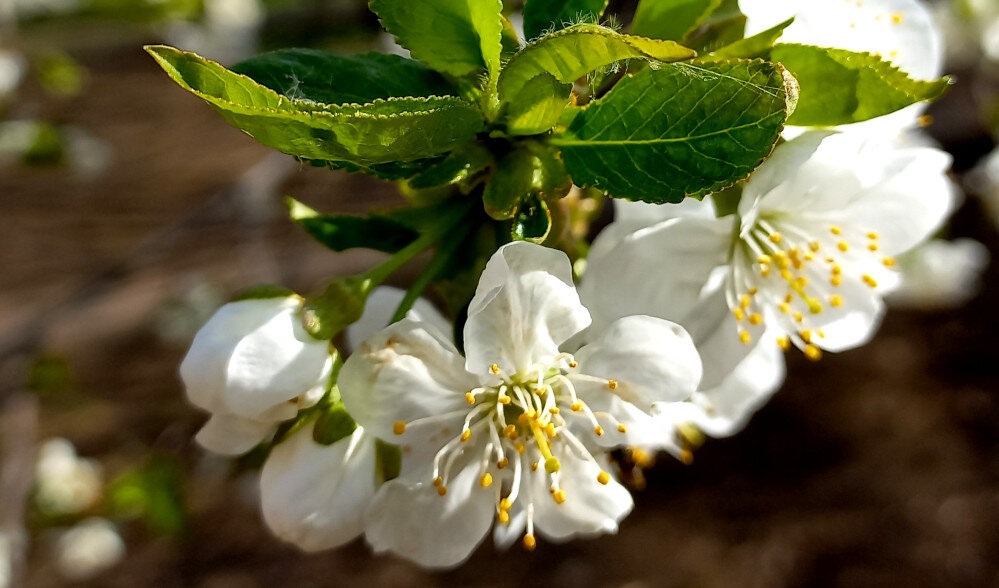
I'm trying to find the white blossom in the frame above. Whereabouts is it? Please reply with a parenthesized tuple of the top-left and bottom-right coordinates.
(339, 242, 701, 567)
(34, 438, 103, 516)
(584, 130, 953, 368)
(54, 518, 125, 582)
(180, 296, 332, 455)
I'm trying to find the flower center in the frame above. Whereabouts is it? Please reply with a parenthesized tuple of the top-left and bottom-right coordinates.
(396, 353, 626, 550)
(731, 216, 898, 360)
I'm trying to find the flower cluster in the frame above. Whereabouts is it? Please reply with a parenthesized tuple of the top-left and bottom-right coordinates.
(173, 0, 968, 571)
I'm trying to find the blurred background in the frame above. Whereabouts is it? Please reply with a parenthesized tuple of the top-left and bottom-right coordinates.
(1, 0, 998, 586)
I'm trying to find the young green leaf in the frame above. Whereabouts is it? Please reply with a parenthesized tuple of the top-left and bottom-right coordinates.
(287, 198, 420, 253)
(146, 45, 485, 165)
(699, 17, 793, 62)
(631, 0, 722, 43)
(408, 143, 494, 189)
(552, 60, 796, 203)
(369, 0, 504, 82)
(231, 50, 458, 104)
(522, 0, 609, 41)
(497, 23, 697, 134)
(771, 44, 951, 126)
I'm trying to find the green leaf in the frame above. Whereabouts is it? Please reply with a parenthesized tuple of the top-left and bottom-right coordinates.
(287, 198, 419, 253)
(483, 148, 537, 219)
(522, 0, 609, 40)
(681, 0, 746, 53)
(408, 143, 494, 189)
(631, 0, 722, 42)
(553, 60, 795, 203)
(700, 17, 793, 62)
(369, 0, 504, 81)
(231, 50, 458, 105)
(106, 454, 186, 539)
(231, 285, 298, 302)
(145, 45, 485, 165)
(497, 24, 697, 134)
(771, 44, 951, 126)
(314, 157, 447, 181)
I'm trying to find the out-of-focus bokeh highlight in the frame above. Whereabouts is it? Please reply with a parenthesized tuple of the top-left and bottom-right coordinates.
(0, 0, 997, 586)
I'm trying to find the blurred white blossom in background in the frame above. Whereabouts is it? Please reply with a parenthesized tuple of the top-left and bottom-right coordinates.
(167, 0, 265, 65)
(887, 238, 990, 309)
(54, 518, 125, 582)
(34, 438, 103, 517)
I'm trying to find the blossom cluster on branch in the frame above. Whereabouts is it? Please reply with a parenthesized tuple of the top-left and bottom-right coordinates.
(165, 0, 960, 569)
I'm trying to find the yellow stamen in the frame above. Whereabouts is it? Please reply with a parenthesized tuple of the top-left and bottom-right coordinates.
(733, 308, 746, 321)
(568, 361, 578, 368)
(523, 534, 537, 551)
(837, 241, 849, 252)
(739, 330, 752, 344)
(862, 274, 878, 288)
(437, 485, 447, 496)
(465, 392, 475, 405)
(433, 476, 443, 487)
(553, 490, 567, 504)
(392, 421, 406, 435)
(804, 344, 823, 361)
(830, 295, 843, 307)
(882, 257, 896, 267)
(594, 425, 605, 436)
(607, 380, 618, 390)
(497, 510, 510, 524)
(515, 442, 526, 454)
(617, 424, 628, 433)
(480, 473, 493, 488)
(497, 457, 509, 469)
(769, 232, 782, 244)
(809, 241, 821, 252)
(460, 429, 471, 442)
(489, 363, 500, 374)
(597, 471, 611, 485)
(777, 336, 790, 351)
(830, 226, 842, 235)
(499, 395, 511, 405)
(749, 313, 763, 325)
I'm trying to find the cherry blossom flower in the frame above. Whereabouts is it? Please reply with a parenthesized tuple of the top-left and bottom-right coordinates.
(180, 296, 332, 455)
(339, 242, 701, 567)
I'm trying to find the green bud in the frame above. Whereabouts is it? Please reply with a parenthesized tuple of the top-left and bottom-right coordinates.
(483, 148, 536, 220)
(301, 276, 371, 340)
(312, 400, 357, 445)
(511, 194, 552, 244)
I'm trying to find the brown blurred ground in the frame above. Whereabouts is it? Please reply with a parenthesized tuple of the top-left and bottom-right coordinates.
(2, 32, 999, 588)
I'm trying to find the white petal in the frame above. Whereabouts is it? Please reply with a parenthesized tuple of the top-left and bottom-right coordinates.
(689, 338, 786, 437)
(613, 196, 716, 226)
(529, 446, 632, 541)
(339, 319, 476, 441)
(363, 461, 495, 569)
(739, 131, 837, 221)
(681, 286, 759, 391)
(464, 242, 590, 375)
(194, 413, 275, 456)
(180, 297, 331, 419)
(574, 316, 702, 407)
(492, 500, 527, 550)
(345, 286, 451, 353)
(565, 382, 670, 449)
(260, 424, 376, 551)
(579, 216, 733, 335)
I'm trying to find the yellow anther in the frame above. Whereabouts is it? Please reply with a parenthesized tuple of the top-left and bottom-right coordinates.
(594, 425, 605, 436)
(868, 243, 879, 252)
(515, 442, 526, 454)
(499, 395, 512, 405)
(497, 457, 509, 469)
(392, 421, 406, 435)
(830, 226, 842, 235)
(460, 429, 472, 442)
(739, 330, 752, 344)
(918, 114, 933, 127)
(882, 257, 896, 267)
(607, 380, 619, 390)
(497, 510, 510, 524)
(837, 241, 849, 252)
(503, 424, 516, 437)
(568, 361, 578, 368)
(807, 299, 823, 314)
(862, 274, 878, 288)
(804, 253, 815, 261)
(830, 275, 842, 286)
(733, 308, 746, 321)
(831, 265, 842, 275)
(597, 471, 611, 485)
(553, 490, 567, 504)
(617, 424, 628, 433)
(630, 448, 654, 468)
(680, 448, 694, 465)
(777, 336, 791, 351)
(809, 241, 821, 252)
(480, 473, 493, 488)
(465, 392, 475, 405)
(804, 344, 823, 361)
(794, 276, 808, 288)
(534, 386, 547, 395)
(780, 269, 794, 281)
(500, 498, 513, 510)
(544, 423, 556, 438)
(759, 265, 771, 277)
(748, 287, 758, 295)
(531, 462, 539, 471)
(800, 330, 812, 343)
(489, 363, 500, 374)
(784, 293, 793, 304)
(570, 402, 583, 412)
(749, 313, 763, 325)
(891, 12, 903, 24)
(817, 330, 826, 338)
(433, 476, 443, 487)
(523, 534, 537, 551)
(867, 232, 879, 240)
(740, 295, 751, 309)
(549, 407, 560, 415)
(769, 232, 782, 244)
(778, 302, 790, 314)
(437, 485, 448, 496)
(793, 311, 804, 323)
(757, 255, 772, 264)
